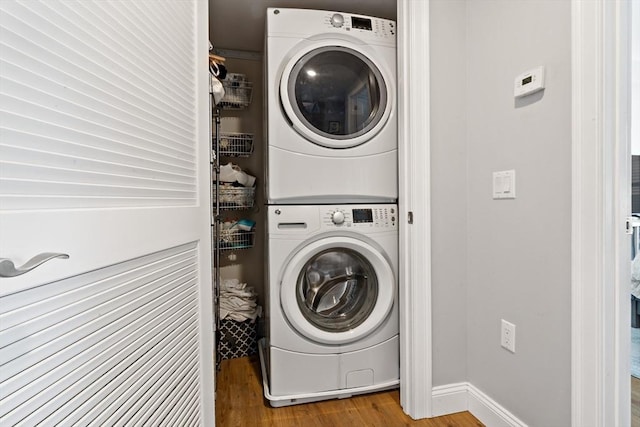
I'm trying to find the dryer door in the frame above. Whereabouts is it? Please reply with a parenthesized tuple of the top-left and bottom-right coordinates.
(280, 236, 395, 345)
(280, 43, 391, 149)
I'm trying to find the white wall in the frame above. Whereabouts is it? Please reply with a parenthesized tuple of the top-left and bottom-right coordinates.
(465, 1, 572, 424)
(431, 1, 572, 425)
(430, 0, 468, 386)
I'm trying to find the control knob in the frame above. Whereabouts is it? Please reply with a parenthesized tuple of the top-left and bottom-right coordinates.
(331, 210, 345, 225)
(330, 13, 345, 28)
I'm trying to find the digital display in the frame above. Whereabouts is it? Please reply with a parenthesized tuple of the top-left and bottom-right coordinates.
(352, 17, 372, 31)
(522, 75, 533, 85)
(352, 208, 373, 223)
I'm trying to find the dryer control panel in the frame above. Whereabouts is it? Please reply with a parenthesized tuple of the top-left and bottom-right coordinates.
(322, 205, 397, 229)
(267, 8, 395, 44)
(322, 12, 395, 40)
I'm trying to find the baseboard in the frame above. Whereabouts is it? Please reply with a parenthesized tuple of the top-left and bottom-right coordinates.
(432, 382, 528, 427)
(431, 382, 469, 416)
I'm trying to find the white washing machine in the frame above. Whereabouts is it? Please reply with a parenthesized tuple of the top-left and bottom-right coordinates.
(259, 204, 399, 406)
(265, 8, 397, 204)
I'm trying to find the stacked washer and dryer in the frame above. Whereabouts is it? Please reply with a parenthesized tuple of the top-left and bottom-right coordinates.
(260, 8, 399, 406)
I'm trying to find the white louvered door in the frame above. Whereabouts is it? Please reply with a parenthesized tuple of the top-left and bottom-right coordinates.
(0, 1, 214, 425)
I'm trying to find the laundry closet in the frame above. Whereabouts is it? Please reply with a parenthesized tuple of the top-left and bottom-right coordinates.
(209, 0, 399, 412)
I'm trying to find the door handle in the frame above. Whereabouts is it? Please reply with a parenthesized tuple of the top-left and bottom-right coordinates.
(0, 253, 69, 278)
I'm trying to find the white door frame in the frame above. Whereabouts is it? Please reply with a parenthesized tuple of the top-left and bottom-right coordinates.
(571, 0, 631, 426)
(397, 0, 432, 419)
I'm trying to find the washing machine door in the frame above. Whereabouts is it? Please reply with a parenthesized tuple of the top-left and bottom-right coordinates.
(280, 236, 395, 345)
(280, 42, 391, 149)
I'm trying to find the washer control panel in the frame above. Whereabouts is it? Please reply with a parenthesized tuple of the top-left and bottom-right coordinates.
(322, 12, 395, 39)
(322, 205, 397, 229)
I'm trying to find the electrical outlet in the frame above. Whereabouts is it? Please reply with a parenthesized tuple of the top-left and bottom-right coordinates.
(501, 319, 516, 353)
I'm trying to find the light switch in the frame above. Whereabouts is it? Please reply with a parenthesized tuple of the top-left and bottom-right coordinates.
(493, 170, 516, 199)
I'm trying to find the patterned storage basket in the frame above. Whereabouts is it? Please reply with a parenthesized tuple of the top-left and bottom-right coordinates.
(219, 319, 258, 359)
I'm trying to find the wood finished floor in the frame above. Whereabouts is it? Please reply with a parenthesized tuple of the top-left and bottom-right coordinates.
(633, 376, 640, 427)
(215, 355, 484, 427)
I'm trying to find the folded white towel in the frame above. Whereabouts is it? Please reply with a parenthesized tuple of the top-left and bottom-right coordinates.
(219, 278, 261, 323)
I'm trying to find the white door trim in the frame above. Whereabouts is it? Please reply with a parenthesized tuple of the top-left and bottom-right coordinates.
(198, 0, 215, 423)
(397, 0, 432, 419)
(571, 1, 631, 426)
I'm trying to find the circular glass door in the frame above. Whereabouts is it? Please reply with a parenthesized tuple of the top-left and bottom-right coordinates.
(280, 236, 394, 345)
(296, 248, 378, 332)
(281, 46, 389, 149)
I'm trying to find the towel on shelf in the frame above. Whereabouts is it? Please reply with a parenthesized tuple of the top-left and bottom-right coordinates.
(219, 163, 256, 187)
(219, 278, 262, 323)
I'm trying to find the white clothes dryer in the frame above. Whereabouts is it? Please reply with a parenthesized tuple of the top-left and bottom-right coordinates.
(265, 8, 397, 204)
(260, 204, 399, 406)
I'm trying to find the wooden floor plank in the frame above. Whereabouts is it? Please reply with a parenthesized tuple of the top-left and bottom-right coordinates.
(215, 355, 484, 426)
